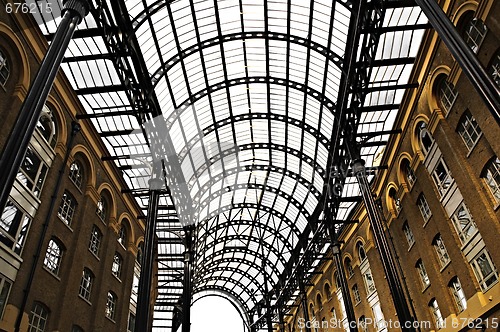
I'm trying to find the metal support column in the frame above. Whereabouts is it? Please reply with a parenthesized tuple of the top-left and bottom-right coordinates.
(297, 276, 311, 332)
(416, 0, 500, 123)
(328, 227, 357, 332)
(135, 178, 162, 332)
(352, 159, 415, 331)
(262, 264, 273, 332)
(182, 225, 195, 332)
(0, 0, 90, 211)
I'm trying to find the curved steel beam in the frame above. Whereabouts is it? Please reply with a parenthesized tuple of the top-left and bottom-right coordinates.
(196, 201, 304, 235)
(198, 217, 294, 254)
(163, 76, 337, 120)
(196, 185, 316, 228)
(193, 285, 251, 315)
(196, 234, 287, 269)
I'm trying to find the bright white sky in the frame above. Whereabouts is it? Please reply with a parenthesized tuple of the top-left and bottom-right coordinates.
(190, 296, 246, 332)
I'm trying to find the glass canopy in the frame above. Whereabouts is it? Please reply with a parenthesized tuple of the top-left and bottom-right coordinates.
(30, 0, 427, 330)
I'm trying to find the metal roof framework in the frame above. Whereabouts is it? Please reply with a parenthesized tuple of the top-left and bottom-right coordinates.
(30, 0, 428, 330)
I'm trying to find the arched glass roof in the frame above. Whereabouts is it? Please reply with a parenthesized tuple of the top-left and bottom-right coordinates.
(30, 0, 427, 329)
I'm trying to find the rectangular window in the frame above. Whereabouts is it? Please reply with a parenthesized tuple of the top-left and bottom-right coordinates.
(0, 200, 31, 254)
(371, 302, 386, 331)
(0, 275, 12, 320)
(450, 277, 467, 313)
(429, 299, 444, 328)
(403, 223, 415, 248)
(417, 195, 431, 222)
(484, 158, 500, 203)
(89, 225, 102, 257)
(451, 203, 477, 244)
(16, 146, 48, 197)
(352, 285, 361, 304)
(432, 159, 453, 197)
(79, 268, 93, 301)
(457, 110, 481, 150)
(363, 269, 376, 296)
(128, 312, 136, 332)
(58, 192, 76, 226)
(471, 249, 498, 291)
(433, 235, 450, 268)
(417, 260, 431, 289)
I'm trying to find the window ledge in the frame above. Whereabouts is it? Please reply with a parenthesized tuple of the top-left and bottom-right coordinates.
(78, 295, 92, 306)
(42, 266, 61, 281)
(89, 250, 100, 261)
(493, 201, 500, 211)
(423, 217, 432, 228)
(407, 242, 415, 252)
(421, 284, 431, 293)
(105, 316, 116, 324)
(57, 216, 74, 232)
(112, 274, 122, 283)
(439, 261, 451, 273)
(465, 133, 482, 158)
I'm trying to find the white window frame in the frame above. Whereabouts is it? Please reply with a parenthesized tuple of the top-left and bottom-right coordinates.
(363, 269, 376, 296)
(0, 49, 9, 88)
(0, 200, 32, 254)
(417, 194, 431, 222)
(0, 275, 12, 320)
(69, 161, 83, 189)
(28, 302, 49, 332)
(431, 158, 453, 197)
(449, 277, 467, 313)
(439, 80, 458, 114)
(79, 268, 93, 301)
(471, 249, 499, 292)
(429, 299, 444, 329)
(416, 260, 431, 289)
(43, 239, 63, 275)
(489, 53, 500, 88)
(433, 235, 451, 268)
(464, 18, 487, 53)
(105, 291, 117, 321)
(96, 198, 107, 222)
(451, 203, 478, 244)
(457, 110, 481, 151)
(16, 146, 49, 198)
(403, 222, 415, 248)
(58, 191, 76, 227)
(89, 225, 102, 257)
(352, 285, 361, 304)
(483, 157, 500, 204)
(112, 253, 122, 279)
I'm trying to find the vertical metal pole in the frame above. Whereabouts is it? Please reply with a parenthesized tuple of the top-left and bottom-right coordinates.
(0, 0, 90, 211)
(278, 306, 285, 332)
(352, 159, 415, 331)
(135, 180, 162, 332)
(415, 0, 500, 123)
(182, 225, 195, 332)
(328, 227, 357, 332)
(262, 262, 273, 332)
(297, 276, 311, 332)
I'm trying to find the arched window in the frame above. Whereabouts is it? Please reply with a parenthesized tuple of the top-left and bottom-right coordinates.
(71, 325, 84, 332)
(388, 187, 401, 213)
(482, 157, 500, 203)
(36, 105, 58, 148)
(432, 234, 450, 268)
(316, 293, 322, 310)
(417, 122, 434, 155)
(309, 303, 315, 317)
(324, 283, 332, 300)
(136, 242, 144, 265)
(105, 291, 117, 320)
(436, 76, 458, 114)
(401, 159, 416, 188)
(0, 49, 9, 87)
(488, 50, 500, 87)
(89, 225, 103, 257)
(79, 268, 94, 301)
(416, 259, 430, 289)
(457, 110, 481, 151)
(352, 284, 361, 304)
(96, 196, 107, 222)
(417, 194, 431, 222)
(118, 225, 127, 247)
(112, 253, 122, 279)
(359, 315, 368, 332)
(69, 161, 84, 189)
(28, 302, 49, 332)
(429, 298, 444, 328)
(43, 238, 64, 275)
(356, 242, 366, 262)
(344, 257, 354, 278)
(402, 221, 415, 248)
(57, 191, 76, 226)
(460, 13, 487, 53)
(449, 277, 467, 313)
